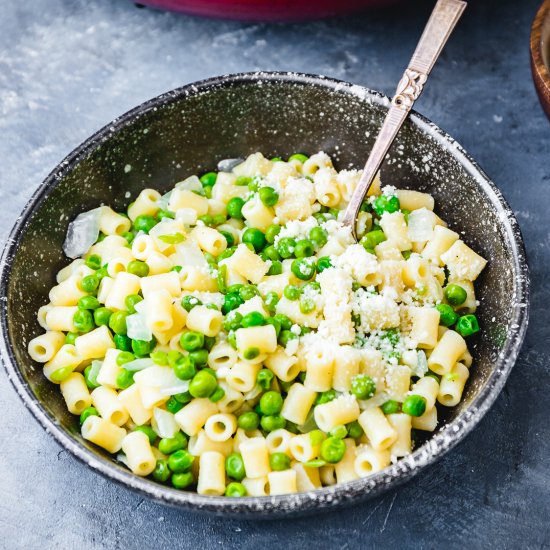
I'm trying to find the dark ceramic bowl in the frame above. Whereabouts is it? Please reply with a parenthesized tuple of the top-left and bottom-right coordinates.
(0, 72, 529, 518)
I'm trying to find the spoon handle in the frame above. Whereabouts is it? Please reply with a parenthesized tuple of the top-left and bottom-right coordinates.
(342, 0, 467, 237)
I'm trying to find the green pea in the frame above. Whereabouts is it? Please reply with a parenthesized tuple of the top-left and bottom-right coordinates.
(157, 209, 175, 221)
(315, 389, 337, 405)
(84, 365, 100, 390)
(223, 312, 243, 332)
(174, 355, 196, 381)
(227, 331, 237, 350)
(260, 414, 286, 432)
(174, 391, 192, 405)
(239, 285, 260, 301)
(235, 175, 251, 186)
(243, 347, 260, 361)
(291, 258, 316, 280)
(127, 260, 150, 277)
(158, 432, 187, 454)
(79, 406, 98, 425)
(270, 156, 282, 162)
(241, 311, 265, 328)
(93, 307, 113, 327)
(381, 400, 401, 414)
(373, 195, 400, 215)
(259, 186, 279, 207)
(238, 411, 260, 431)
(278, 329, 297, 348)
(259, 391, 283, 415)
(351, 374, 376, 400)
(113, 334, 132, 352)
(225, 482, 247, 497)
(116, 351, 135, 366)
(242, 228, 266, 252)
(320, 437, 346, 463)
(209, 386, 225, 402)
(225, 453, 246, 481)
(152, 459, 171, 483)
(288, 153, 308, 163)
(65, 332, 79, 345)
(347, 421, 364, 439)
(269, 452, 290, 471)
(276, 237, 296, 259)
(168, 449, 194, 473)
(402, 250, 412, 260)
(191, 350, 210, 368)
(73, 309, 94, 333)
(444, 284, 468, 306)
(222, 293, 244, 314)
(226, 197, 245, 219)
(181, 295, 202, 312)
(293, 239, 315, 258)
(256, 369, 274, 390)
(264, 291, 279, 314)
(134, 214, 157, 233)
(151, 350, 168, 365)
(131, 337, 156, 357)
(50, 366, 73, 383)
(171, 472, 194, 489)
(273, 314, 292, 331)
(360, 230, 387, 250)
(80, 275, 99, 294)
(78, 295, 100, 310)
(115, 368, 134, 389)
(134, 425, 157, 445)
(200, 171, 217, 187)
(95, 267, 108, 281)
(330, 425, 348, 440)
(219, 231, 234, 247)
(456, 314, 480, 337)
(125, 294, 143, 314)
(122, 231, 135, 244)
(299, 297, 315, 314)
(189, 370, 217, 398)
(267, 260, 283, 275)
(109, 310, 128, 335)
(179, 331, 204, 352)
(85, 254, 102, 270)
(402, 394, 427, 417)
(198, 214, 214, 226)
(316, 256, 332, 273)
(309, 227, 328, 248)
(265, 224, 281, 244)
(262, 245, 280, 262)
(165, 396, 184, 414)
(436, 304, 459, 327)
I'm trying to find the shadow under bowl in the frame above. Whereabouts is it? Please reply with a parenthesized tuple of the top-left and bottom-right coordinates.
(531, 0, 550, 119)
(0, 72, 529, 518)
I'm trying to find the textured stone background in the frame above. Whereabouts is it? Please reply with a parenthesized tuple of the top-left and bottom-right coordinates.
(1, 0, 549, 548)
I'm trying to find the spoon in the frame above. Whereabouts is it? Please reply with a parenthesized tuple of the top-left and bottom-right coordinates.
(342, 0, 467, 239)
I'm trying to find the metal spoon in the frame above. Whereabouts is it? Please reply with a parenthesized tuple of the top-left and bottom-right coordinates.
(342, 0, 467, 239)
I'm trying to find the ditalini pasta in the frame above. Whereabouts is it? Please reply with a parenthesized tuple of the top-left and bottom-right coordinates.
(29, 151, 486, 497)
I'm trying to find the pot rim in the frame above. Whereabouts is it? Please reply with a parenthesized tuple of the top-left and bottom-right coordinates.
(0, 71, 530, 517)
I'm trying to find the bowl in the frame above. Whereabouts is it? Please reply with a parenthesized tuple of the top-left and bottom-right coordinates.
(531, 0, 550, 119)
(0, 72, 529, 518)
(136, 0, 400, 21)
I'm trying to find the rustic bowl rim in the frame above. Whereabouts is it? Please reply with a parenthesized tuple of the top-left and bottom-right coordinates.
(0, 71, 530, 517)
(531, 0, 550, 115)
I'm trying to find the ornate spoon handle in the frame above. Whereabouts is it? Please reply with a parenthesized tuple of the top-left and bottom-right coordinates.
(342, 0, 467, 238)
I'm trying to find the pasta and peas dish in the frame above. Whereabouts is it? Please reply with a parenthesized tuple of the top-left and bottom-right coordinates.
(28, 151, 486, 497)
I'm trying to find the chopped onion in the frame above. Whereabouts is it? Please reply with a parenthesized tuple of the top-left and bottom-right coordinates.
(175, 208, 198, 226)
(116, 452, 129, 467)
(243, 384, 262, 401)
(175, 175, 202, 192)
(297, 411, 318, 433)
(123, 358, 155, 372)
(126, 313, 152, 342)
(152, 408, 178, 439)
(63, 207, 104, 259)
(217, 158, 243, 172)
(407, 208, 437, 242)
(89, 359, 103, 383)
(134, 365, 181, 389)
(415, 350, 428, 377)
(159, 380, 190, 396)
(156, 190, 172, 211)
(173, 239, 209, 268)
(358, 391, 390, 410)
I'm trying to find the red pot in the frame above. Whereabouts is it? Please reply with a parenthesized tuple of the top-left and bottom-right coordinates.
(137, 0, 400, 21)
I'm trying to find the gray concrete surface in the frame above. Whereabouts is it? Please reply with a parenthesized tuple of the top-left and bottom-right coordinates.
(1, 0, 549, 548)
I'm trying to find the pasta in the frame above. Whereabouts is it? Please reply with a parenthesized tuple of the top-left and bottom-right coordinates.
(29, 151, 486, 497)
